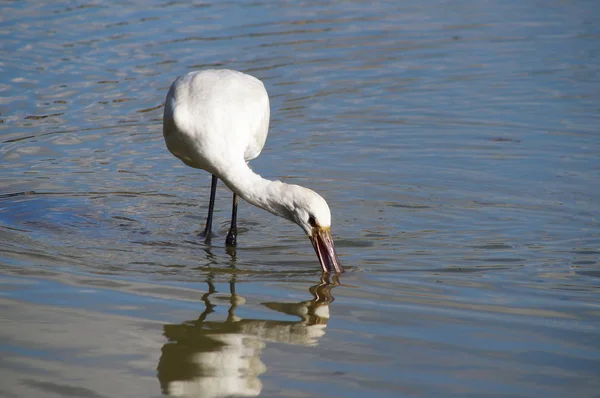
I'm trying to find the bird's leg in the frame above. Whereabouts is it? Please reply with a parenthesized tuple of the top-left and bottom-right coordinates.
(225, 193, 238, 246)
(201, 174, 218, 242)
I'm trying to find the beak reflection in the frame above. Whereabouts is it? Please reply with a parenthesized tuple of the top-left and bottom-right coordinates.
(310, 226, 343, 274)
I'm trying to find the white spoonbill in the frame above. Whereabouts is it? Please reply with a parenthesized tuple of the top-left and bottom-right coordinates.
(163, 69, 343, 273)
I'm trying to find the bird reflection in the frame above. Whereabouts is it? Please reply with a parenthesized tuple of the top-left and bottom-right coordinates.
(157, 274, 337, 398)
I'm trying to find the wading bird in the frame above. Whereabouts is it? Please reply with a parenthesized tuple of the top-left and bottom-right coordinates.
(163, 69, 342, 273)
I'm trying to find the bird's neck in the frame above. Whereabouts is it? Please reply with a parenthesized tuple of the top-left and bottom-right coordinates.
(219, 162, 295, 223)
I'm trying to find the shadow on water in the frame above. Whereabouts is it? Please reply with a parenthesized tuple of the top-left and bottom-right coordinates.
(157, 273, 338, 397)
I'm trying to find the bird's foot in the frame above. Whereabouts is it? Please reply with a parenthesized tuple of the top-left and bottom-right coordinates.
(225, 244, 237, 259)
(200, 227, 212, 243)
(225, 229, 237, 247)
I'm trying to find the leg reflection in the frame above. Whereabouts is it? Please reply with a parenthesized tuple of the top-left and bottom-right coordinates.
(157, 274, 338, 397)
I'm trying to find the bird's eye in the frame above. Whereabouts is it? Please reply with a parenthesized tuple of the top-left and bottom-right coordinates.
(308, 215, 317, 227)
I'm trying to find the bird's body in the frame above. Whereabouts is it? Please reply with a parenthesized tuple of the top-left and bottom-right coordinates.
(164, 70, 268, 174)
(163, 69, 342, 273)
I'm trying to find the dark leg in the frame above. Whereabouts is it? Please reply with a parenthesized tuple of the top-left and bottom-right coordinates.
(225, 193, 238, 246)
(201, 174, 218, 242)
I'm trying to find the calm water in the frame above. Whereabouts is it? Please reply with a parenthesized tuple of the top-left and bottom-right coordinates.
(1, 1, 599, 397)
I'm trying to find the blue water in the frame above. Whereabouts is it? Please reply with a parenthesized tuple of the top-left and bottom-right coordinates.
(1, 1, 599, 397)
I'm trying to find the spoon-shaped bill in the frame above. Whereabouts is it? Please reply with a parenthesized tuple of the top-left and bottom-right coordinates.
(310, 227, 343, 274)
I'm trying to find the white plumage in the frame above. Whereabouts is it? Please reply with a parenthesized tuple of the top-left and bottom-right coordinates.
(163, 69, 342, 273)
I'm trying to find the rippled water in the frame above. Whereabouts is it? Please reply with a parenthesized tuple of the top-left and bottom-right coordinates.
(1, 1, 599, 397)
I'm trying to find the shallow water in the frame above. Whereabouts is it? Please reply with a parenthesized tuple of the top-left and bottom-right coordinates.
(1, 0, 599, 397)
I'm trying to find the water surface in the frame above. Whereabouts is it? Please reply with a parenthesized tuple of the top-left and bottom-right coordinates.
(1, 1, 599, 397)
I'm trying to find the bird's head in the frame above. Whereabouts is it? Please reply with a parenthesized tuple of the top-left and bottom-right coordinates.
(285, 186, 343, 274)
